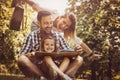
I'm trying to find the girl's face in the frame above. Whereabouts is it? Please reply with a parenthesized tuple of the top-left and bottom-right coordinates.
(44, 38, 55, 53)
(55, 16, 72, 32)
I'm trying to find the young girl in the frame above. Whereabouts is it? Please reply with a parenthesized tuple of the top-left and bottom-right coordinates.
(40, 35, 57, 53)
(40, 35, 71, 80)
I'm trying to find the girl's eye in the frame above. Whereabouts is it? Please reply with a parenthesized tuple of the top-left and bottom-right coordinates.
(63, 21, 66, 24)
(45, 43, 49, 46)
(51, 44, 54, 46)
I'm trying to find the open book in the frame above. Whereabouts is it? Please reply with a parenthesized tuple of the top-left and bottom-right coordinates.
(35, 50, 78, 58)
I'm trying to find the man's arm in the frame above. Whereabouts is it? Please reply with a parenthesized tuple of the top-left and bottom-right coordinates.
(25, 0, 45, 12)
(20, 34, 32, 54)
(23, 0, 57, 14)
(58, 34, 70, 50)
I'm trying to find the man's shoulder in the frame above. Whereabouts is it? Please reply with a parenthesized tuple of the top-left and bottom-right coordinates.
(26, 29, 40, 37)
(31, 29, 40, 34)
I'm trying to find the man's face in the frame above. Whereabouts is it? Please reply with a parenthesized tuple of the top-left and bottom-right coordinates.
(39, 15, 53, 34)
(55, 16, 72, 32)
(44, 39, 55, 53)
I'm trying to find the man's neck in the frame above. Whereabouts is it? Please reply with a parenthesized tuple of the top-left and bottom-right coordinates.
(40, 29, 52, 38)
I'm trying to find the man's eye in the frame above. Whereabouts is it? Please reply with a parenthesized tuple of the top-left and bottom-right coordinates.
(63, 21, 66, 24)
(44, 22, 48, 25)
(45, 44, 49, 46)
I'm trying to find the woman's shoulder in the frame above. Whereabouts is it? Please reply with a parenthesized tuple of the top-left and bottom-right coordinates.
(75, 36, 83, 44)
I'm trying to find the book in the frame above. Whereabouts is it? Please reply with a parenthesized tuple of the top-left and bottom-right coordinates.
(35, 51, 78, 58)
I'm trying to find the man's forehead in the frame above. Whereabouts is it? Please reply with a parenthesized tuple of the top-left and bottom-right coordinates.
(41, 15, 53, 21)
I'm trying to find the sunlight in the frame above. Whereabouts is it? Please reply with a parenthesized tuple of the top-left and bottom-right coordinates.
(35, 0, 68, 15)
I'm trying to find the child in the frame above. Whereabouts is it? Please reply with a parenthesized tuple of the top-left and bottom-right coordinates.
(40, 35, 57, 53)
(40, 35, 71, 80)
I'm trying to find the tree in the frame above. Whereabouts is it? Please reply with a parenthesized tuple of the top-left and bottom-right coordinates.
(66, 0, 120, 79)
(0, 0, 35, 74)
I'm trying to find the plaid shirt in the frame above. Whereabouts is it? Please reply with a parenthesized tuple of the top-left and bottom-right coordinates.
(20, 29, 70, 54)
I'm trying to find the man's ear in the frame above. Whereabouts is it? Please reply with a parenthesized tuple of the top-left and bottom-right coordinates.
(36, 21, 41, 27)
(36, 21, 40, 26)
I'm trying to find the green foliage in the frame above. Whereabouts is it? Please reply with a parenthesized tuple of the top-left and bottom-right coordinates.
(67, 0, 120, 79)
(0, 0, 35, 74)
(0, 0, 120, 79)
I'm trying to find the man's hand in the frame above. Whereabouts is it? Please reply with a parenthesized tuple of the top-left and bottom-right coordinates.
(89, 53, 102, 61)
(25, 52, 35, 57)
(74, 45, 83, 55)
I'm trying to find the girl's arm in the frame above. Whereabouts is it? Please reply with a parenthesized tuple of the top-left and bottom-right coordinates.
(59, 57, 70, 72)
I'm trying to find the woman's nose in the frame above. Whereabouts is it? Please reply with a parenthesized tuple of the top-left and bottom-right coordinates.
(48, 25, 51, 28)
(61, 24, 66, 28)
(48, 23, 52, 27)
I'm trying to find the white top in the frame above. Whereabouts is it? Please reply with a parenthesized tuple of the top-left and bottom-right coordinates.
(60, 32, 83, 48)
(75, 36, 83, 45)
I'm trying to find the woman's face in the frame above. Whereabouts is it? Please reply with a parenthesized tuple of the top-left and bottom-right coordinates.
(56, 16, 72, 32)
(44, 38, 55, 53)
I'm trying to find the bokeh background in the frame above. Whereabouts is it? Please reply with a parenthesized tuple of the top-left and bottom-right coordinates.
(0, 0, 120, 79)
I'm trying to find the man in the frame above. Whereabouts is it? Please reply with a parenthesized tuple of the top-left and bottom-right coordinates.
(17, 11, 82, 80)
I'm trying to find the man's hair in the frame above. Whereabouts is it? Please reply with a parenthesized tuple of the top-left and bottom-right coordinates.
(37, 11, 51, 21)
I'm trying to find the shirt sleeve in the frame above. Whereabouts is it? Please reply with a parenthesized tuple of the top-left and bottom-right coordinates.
(75, 36, 83, 45)
(58, 34, 70, 50)
(31, 21, 40, 31)
(20, 34, 32, 54)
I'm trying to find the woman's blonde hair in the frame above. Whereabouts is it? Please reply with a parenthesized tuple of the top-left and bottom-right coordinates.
(64, 13, 76, 46)
(53, 12, 76, 46)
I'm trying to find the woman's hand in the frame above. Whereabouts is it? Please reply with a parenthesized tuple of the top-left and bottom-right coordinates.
(74, 45, 83, 55)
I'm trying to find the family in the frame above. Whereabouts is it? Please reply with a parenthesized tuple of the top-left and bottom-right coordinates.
(17, 0, 101, 80)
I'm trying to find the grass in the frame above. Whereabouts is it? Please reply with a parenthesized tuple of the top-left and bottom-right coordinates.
(0, 73, 87, 80)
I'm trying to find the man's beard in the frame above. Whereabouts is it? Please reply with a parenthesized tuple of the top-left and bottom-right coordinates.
(45, 27, 52, 34)
(40, 27, 52, 35)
